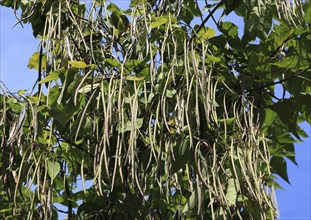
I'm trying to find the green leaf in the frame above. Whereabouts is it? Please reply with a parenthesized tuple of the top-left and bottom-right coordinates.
(180, 7, 195, 25)
(18, 90, 27, 95)
(205, 54, 221, 63)
(237, 195, 248, 202)
(270, 156, 290, 183)
(184, 0, 201, 17)
(21, 0, 28, 6)
(105, 58, 120, 67)
(166, 89, 176, 98)
(220, 22, 238, 37)
(124, 59, 144, 71)
(241, 4, 272, 42)
(151, 16, 169, 29)
(305, 2, 311, 23)
(48, 86, 61, 106)
(0, 0, 15, 8)
(274, 99, 299, 138)
(171, 136, 191, 173)
(182, 191, 197, 214)
(68, 61, 88, 69)
(219, 117, 235, 125)
(47, 161, 61, 179)
(78, 83, 99, 93)
(49, 102, 81, 127)
(209, 35, 227, 48)
(269, 143, 296, 165)
(28, 51, 46, 70)
(130, 0, 146, 7)
(107, 2, 120, 13)
(122, 118, 143, 132)
(261, 108, 277, 128)
(29, 7, 47, 37)
(136, 118, 143, 129)
(39, 69, 62, 84)
(226, 178, 237, 207)
(296, 94, 311, 124)
(197, 27, 216, 40)
(224, 0, 242, 15)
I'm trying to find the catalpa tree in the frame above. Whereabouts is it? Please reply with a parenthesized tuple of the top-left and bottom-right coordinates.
(0, 0, 310, 219)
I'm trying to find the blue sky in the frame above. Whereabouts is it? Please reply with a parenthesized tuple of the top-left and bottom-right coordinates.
(1, 3, 310, 219)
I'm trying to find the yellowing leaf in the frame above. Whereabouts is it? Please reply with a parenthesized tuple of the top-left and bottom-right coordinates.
(205, 54, 221, 63)
(151, 16, 169, 29)
(68, 61, 88, 69)
(28, 51, 46, 70)
(197, 27, 216, 40)
(107, 2, 120, 12)
(166, 89, 176, 98)
(18, 90, 27, 95)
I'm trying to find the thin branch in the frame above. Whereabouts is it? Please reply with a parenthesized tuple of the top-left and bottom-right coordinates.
(190, 1, 224, 40)
(65, 177, 73, 219)
(269, 34, 295, 59)
(246, 65, 311, 93)
(38, 44, 43, 95)
(209, 9, 221, 30)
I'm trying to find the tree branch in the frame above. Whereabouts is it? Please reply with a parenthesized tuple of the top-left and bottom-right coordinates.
(37, 44, 43, 95)
(246, 65, 311, 93)
(190, 1, 224, 40)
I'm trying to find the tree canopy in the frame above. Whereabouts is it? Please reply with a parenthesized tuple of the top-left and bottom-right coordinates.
(0, 0, 310, 219)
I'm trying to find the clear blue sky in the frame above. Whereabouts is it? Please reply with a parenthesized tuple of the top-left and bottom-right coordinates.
(1, 3, 310, 219)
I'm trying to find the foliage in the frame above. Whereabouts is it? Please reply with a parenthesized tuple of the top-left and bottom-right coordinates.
(0, 0, 310, 219)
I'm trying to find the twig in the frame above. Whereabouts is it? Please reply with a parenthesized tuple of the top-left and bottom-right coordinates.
(246, 65, 311, 93)
(190, 1, 224, 40)
(269, 34, 295, 59)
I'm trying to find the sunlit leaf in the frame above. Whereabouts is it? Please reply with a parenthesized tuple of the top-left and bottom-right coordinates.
(28, 51, 46, 70)
(107, 2, 120, 13)
(220, 22, 238, 37)
(151, 16, 169, 29)
(166, 89, 176, 98)
(39, 69, 62, 84)
(47, 161, 61, 180)
(68, 61, 88, 69)
(197, 27, 216, 40)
